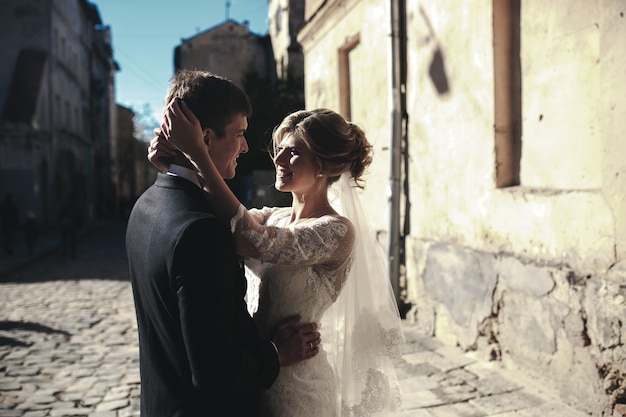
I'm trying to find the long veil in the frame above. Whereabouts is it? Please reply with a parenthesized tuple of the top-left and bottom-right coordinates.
(322, 173, 404, 416)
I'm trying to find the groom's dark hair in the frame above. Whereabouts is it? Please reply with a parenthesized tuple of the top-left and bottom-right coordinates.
(164, 70, 252, 138)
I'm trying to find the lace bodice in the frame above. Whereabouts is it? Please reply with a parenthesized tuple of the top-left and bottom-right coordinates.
(231, 205, 355, 334)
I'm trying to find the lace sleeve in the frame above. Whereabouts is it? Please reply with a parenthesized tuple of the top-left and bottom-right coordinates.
(230, 204, 355, 268)
(229, 205, 270, 234)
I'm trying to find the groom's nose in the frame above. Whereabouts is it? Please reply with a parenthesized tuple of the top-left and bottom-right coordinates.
(240, 136, 249, 154)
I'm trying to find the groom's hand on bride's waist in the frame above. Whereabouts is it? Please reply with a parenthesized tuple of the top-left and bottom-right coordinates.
(271, 315, 321, 367)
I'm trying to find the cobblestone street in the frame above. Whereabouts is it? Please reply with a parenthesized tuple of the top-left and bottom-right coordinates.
(0, 220, 591, 416)
(0, 222, 139, 417)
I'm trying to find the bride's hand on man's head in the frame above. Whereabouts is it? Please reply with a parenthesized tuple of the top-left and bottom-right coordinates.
(147, 127, 176, 173)
(164, 97, 205, 159)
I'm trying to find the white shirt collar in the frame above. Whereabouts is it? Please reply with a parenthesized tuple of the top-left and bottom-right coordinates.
(167, 164, 202, 189)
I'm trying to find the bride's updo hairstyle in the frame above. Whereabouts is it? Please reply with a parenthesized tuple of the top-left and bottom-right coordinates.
(271, 109, 373, 188)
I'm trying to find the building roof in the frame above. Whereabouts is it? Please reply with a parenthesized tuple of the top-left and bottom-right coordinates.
(82, 0, 103, 26)
(181, 19, 260, 43)
(2, 49, 47, 125)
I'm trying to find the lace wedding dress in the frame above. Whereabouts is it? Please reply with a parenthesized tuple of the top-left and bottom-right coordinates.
(231, 196, 403, 417)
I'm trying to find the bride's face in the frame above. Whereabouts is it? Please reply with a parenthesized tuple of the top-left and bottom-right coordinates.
(273, 133, 320, 194)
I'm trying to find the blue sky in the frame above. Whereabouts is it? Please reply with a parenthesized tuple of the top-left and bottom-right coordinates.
(95, 0, 269, 127)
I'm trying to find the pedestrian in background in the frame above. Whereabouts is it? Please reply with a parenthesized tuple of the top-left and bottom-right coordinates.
(24, 210, 39, 255)
(1, 193, 19, 255)
(59, 193, 81, 258)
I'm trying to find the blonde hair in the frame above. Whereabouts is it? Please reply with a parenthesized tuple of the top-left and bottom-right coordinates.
(271, 109, 373, 188)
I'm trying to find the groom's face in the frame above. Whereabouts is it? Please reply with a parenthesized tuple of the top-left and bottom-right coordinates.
(206, 114, 249, 179)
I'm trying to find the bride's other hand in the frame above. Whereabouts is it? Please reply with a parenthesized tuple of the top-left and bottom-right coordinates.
(147, 127, 176, 173)
(164, 97, 205, 160)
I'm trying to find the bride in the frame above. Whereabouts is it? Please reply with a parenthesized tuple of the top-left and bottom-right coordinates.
(152, 99, 403, 416)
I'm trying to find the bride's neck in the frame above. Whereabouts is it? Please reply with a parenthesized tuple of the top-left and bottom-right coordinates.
(290, 195, 332, 223)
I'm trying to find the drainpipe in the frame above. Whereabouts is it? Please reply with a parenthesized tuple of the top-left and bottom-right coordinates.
(388, 0, 407, 308)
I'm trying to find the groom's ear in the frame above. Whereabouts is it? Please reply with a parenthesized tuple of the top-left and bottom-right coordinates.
(203, 128, 214, 150)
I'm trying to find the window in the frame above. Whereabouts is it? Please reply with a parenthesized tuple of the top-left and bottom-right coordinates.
(493, 0, 521, 188)
(65, 101, 70, 128)
(54, 29, 59, 57)
(83, 109, 89, 137)
(55, 95, 61, 126)
(338, 34, 361, 121)
(61, 37, 66, 60)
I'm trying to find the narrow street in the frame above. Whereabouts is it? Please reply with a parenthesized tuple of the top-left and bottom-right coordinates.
(0, 221, 139, 417)
(0, 220, 589, 416)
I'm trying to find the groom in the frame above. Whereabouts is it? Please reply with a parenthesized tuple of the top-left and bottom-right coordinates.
(126, 70, 319, 416)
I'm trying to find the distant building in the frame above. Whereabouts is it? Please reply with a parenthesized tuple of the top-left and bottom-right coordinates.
(114, 105, 154, 220)
(0, 0, 117, 226)
(268, 0, 305, 84)
(174, 20, 273, 90)
(299, 0, 626, 414)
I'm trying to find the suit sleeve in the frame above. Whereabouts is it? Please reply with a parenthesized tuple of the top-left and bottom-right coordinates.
(172, 217, 279, 394)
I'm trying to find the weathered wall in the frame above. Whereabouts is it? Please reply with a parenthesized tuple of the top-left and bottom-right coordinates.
(404, 1, 626, 414)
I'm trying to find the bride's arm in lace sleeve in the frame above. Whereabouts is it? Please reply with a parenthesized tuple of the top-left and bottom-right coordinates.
(233, 207, 355, 267)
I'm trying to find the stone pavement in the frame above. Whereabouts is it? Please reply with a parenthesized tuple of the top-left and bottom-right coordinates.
(0, 219, 591, 416)
(395, 326, 590, 416)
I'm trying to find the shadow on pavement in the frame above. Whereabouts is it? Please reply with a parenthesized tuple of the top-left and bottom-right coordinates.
(0, 320, 72, 347)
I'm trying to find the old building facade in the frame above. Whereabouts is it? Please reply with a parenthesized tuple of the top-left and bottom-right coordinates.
(298, 0, 626, 414)
(0, 0, 117, 227)
(113, 104, 154, 220)
(268, 0, 305, 82)
(174, 20, 273, 90)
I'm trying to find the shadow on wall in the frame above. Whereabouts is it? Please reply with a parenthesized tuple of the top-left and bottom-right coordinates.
(429, 46, 450, 95)
(419, 6, 450, 95)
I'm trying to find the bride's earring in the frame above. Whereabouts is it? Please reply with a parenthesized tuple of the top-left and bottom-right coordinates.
(317, 173, 323, 178)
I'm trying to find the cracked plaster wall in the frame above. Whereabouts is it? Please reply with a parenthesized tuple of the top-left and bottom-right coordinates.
(403, 1, 626, 414)
(406, 241, 625, 414)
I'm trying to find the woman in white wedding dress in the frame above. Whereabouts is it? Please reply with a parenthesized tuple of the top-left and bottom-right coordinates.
(152, 100, 403, 417)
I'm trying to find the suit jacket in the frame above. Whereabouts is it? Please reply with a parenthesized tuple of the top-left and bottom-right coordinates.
(126, 173, 279, 416)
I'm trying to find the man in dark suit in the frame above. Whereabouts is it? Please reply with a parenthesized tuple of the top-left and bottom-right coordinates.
(126, 70, 319, 416)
